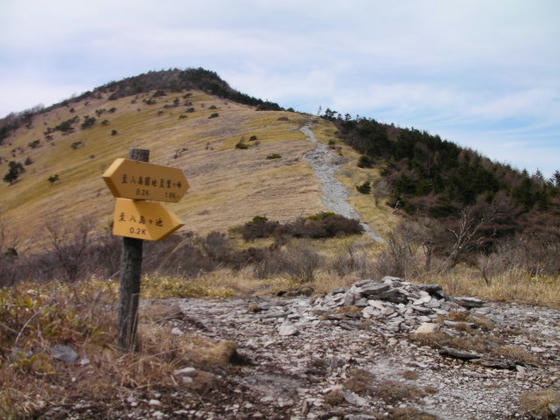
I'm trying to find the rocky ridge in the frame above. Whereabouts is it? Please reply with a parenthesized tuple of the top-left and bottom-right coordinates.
(132, 276, 560, 419)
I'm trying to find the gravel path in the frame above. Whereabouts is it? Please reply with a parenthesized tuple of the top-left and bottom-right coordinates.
(152, 277, 560, 419)
(301, 124, 384, 242)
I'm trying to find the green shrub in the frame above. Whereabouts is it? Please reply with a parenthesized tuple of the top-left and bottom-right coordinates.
(208, 113, 219, 119)
(249, 135, 258, 141)
(80, 116, 96, 129)
(48, 174, 59, 184)
(235, 141, 249, 150)
(356, 181, 371, 194)
(3, 161, 24, 184)
(266, 154, 281, 159)
(357, 155, 373, 168)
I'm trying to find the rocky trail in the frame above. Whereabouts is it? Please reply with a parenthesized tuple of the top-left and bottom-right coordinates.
(302, 124, 384, 242)
(129, 277, 559, 419)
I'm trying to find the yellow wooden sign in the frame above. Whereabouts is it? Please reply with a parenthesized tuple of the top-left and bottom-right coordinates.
(103, 158, 189, 202)
(112, 198, 184, 241)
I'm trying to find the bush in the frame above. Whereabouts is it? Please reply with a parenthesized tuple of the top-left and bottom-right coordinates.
(48, 174, 59, 184)
(249, 135, 258, 141)
(235, 141, 249, 150)
(111, 129, 118, 136)
(356, 181, 371, 194)
(28, 139, 41, 148)
(208, 113, 219, 119)
(3, 161, 24, 184)
(266, 154, 281, 160)
(357, 155, 373, 168)
(240, 216, 280, 241)
(239, 212, 364, 241)
(71, 141, 84, 150)
(80, 115, 96, 129)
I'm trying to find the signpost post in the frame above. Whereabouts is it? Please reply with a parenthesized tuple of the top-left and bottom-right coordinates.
(102, 149, 188, 351)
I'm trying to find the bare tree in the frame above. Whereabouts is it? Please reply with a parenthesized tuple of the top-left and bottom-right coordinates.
(45, 218, 94, 282)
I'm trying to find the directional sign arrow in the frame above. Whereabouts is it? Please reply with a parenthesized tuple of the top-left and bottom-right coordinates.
(112, 198, 184, 241)
(103, 158, 189, 202)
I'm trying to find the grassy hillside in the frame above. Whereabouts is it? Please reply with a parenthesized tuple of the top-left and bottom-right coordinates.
(0, 89, 332, 249)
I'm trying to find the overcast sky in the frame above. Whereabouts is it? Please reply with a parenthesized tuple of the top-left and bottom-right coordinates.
(1, 0, 558, 176)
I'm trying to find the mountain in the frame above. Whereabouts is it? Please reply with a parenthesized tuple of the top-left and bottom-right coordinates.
(0, 68, 373, 251)
(1, 68, 558, 273)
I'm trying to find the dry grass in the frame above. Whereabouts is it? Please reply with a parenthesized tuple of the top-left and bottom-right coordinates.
(343, 368, 375, 394)
(409, 267, 560, 309)
(386, 407, 438, 420)
(0, 278, 243, 419)
(373, 380, 426, 404)
(1, 90, 328, 250)
(520, 388, 560, 419)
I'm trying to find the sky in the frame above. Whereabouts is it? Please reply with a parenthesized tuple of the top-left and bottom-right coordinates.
(1, 0, 559, 177)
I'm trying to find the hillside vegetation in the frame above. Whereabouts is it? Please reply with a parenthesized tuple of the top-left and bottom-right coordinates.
(0, 70, 335, 250)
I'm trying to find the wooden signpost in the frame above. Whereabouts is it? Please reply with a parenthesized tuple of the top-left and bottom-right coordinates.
(102, 149, 188, 350)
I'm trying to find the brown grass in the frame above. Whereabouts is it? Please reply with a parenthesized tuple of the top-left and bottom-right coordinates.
(0, 278, 241, 419)
(0, 90, 327, 250)
(387, 407, 438, 420)
(411, 268, 560, 309)
(373, 380, 426, 404)
(343, 368, 375, 394)
(520, 388, 560, 419)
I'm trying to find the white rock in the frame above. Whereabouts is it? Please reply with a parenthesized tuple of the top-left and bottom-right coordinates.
(171, 327, 184, 336)
(174, 367, 196, 377)
(368, 299, 385, 310)
(149, 399, 161, 406)
(414, 322, 440, 334)
(279, 325, 299, 336)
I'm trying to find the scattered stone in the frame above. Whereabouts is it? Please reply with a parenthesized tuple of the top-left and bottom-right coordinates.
(51, 344, 78, 363)
(148, 399, 161, 407)
(171, 327, 184, 336)
(454, 296, 485, 309)
(415, 323, 440, 334)
(173, 367, 196, 377)
(278, 324, 299, 336)
(440, 347, 482, 360)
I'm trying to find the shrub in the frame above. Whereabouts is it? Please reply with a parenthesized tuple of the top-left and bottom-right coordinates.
(108, 107, 117, 113)
(28, 139, 41, 148)
(239, 212, 363, 241)
(235, 141, 249, 150)
(152, 90, 166, 97)
(249, 135, 258, 141)
(178, 114, 187, 119)
(208, 113, 219, 119)
(24, 157, 33, 166)
(47, 174, 59, 184)
(287, 212, 364, 238)
(111, 129, 118, 136)
(356, 181, 371, 194)
(80, 115, 96, 129)
(240, 216, 279, 241)
(358, 155, 373, 168)
(52, 116, 79, 133)
(209, 105, 217, 109)
(71, 141, 84, 150)
(266, 154, 281, 160)
(3, 161, 24, 184)
(101, 119, 110, 126)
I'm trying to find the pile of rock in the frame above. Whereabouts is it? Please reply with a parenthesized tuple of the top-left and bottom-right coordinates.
(311, 276, 485, 334)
